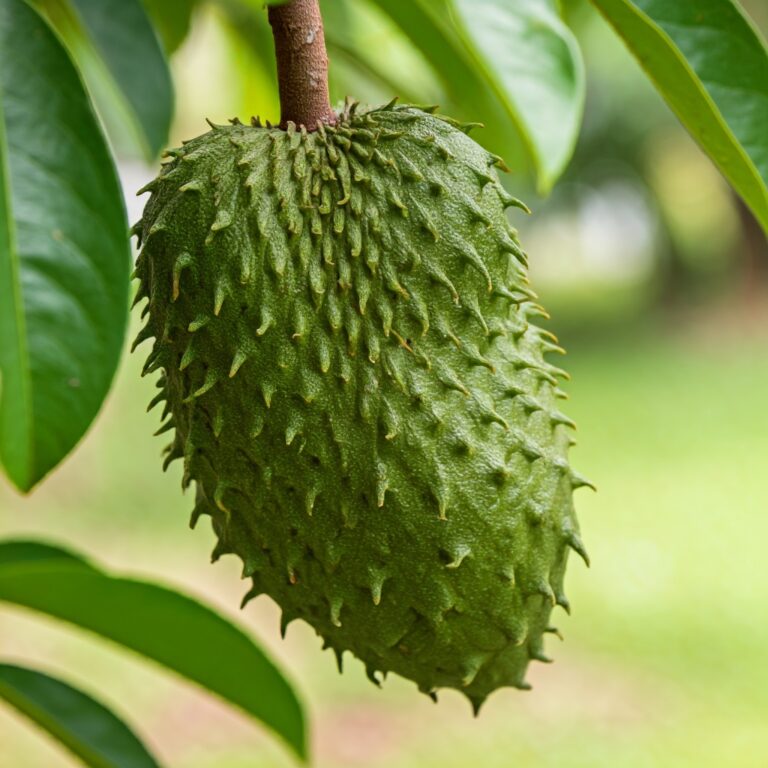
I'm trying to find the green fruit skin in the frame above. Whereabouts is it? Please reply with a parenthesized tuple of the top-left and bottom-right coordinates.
(133, 103, 587, 709)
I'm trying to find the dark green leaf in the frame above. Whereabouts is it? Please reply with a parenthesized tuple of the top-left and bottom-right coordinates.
(590, 0, 768, 232)
(0, 662, 160, 768)
(34, 0, 174, 159)
(0, 539, 95, 570)
(0, 540, 307, 761)
(452, 0, 585, 191)
(141, 0, 198, 54)
(0, 0, 130, 492)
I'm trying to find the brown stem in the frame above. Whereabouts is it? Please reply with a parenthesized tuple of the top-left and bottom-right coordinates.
(268, 0, 337, 130)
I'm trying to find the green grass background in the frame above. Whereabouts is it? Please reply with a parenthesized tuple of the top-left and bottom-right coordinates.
(1, 296, 766, 768)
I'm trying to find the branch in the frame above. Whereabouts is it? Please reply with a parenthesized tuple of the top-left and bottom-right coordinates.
(268, 0, 337, 130)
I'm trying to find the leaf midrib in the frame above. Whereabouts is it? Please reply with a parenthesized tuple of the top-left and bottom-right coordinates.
(0, 84, 34, 487)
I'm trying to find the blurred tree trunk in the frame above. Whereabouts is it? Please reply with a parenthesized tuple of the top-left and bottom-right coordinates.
(652, 207, 697, 309)
(735, 195, 768, 311)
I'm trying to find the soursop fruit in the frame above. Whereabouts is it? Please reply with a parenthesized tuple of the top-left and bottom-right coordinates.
(133, 101, 588, 709)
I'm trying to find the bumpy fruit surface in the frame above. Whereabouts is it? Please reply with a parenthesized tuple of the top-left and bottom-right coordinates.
(133, 102, 588, 709)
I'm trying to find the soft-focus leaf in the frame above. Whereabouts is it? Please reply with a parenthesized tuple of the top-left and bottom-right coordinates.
(363, 0, 584, 187)
(321, 0, 422, 104)
(214, 0, 280, 120)
(591, 0, 768, 232)
(452, 0, 585, 191)
(141, 0, 198, 54)
(0, 540, 307, 761)
(0, 0, 130, 492)
(363, 0, 523, 168)
(0, 540, 94, 570)
(67, 0, 173, 158)
(0, 662, 160, 768)
(34, 0, 174, 159)
(325, 39, 417, 103)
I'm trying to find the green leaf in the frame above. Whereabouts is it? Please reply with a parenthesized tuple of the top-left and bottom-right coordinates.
(0, 662, 161, 768)
(452, 0, 585, 191)
(363, 0, 524, 169)
(141, 0, 198, 54)
(0, 0, 130, 492)
(590, 0, 768, 233)
(364, 0, 584, 190)
(0, 540, 307, 761)
(34, 0, 174, 159)
(0, 540, 95, 570)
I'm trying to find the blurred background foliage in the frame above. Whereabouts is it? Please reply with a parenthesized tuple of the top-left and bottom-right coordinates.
(2, 0, 767, 766)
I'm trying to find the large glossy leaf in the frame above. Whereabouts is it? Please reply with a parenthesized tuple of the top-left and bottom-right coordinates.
(452, 0, 585, 192)
(0, 0, 130, 492)
(0, 662, 160, 768)
(0, 540, 307, 761)
(591, 0, 768, 233)
(34, 0, 174, 159)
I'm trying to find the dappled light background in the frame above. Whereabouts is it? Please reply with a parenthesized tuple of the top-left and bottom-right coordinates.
(2, 1, 767, 766)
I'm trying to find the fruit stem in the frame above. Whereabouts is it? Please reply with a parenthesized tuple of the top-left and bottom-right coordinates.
(268, 0, 338, 131)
